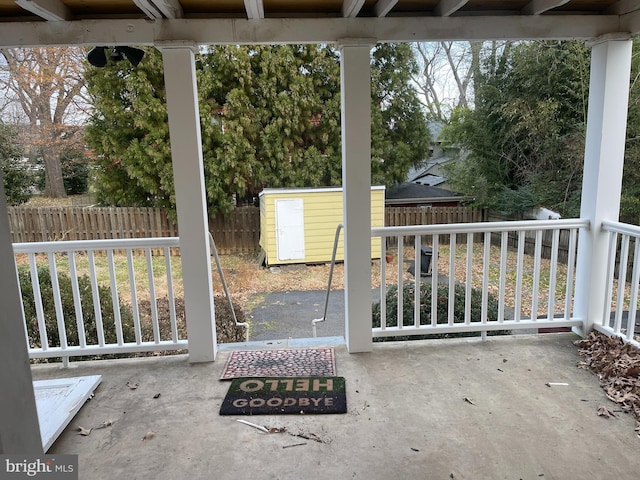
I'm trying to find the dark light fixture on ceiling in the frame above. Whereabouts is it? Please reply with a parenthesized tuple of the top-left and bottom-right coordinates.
(87, 46, 145, 67)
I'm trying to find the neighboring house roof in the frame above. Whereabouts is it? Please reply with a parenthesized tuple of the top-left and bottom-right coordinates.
(408, 155, 450, 183)
(385, 182, 465, 206)
(412, 174, 447, 187)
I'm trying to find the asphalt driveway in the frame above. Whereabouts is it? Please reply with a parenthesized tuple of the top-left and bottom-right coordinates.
(248, 289, 347, 341)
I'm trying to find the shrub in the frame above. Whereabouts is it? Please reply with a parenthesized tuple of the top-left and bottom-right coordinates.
(372, 282, 507, 341)
(137, 295, 247, 345)
(18, 264, 135, 352)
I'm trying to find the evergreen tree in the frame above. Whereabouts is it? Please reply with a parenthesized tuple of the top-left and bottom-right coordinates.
(1, 123, 34, 205)
(86, 44, 429, 216)
(443, 41, 590, 216)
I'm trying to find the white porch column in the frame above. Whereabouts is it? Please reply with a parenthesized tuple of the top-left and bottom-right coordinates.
(162, 47, 217, 362)
(0, 172, 43, 453)
(574, 36, 633, 334)
(339, 40, 374, 353)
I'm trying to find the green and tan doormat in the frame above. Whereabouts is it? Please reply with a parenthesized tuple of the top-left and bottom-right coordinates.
(220, 376, 347, 415)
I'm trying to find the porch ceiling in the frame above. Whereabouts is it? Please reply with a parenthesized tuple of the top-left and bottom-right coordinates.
(0, 0, 638, 47)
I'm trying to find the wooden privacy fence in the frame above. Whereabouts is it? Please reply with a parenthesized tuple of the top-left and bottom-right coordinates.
(8, 206, 260, 255)
(8, 206, 178, 242)
(385, 206, 487, 227)
(9, 205, 485, 254)
(385, 206, 487, 246)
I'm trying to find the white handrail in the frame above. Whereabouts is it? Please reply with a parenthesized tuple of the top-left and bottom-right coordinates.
(208, 233, 250, 342)
(312, 224, 343, 337)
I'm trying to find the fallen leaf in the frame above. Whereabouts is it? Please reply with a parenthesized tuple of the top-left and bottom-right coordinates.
(126, 380, 139, 390)
(76, 426, 92, 436)
(268, 427, 286, 434)
(463, 397, 476, 405)
(142, 430, 155, 441)
(92, 420, 114, 430)
(597, 405, 616, 418)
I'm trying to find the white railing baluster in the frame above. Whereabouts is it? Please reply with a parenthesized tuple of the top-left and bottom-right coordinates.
(498, 232, 508, 323)
(564, 228, 578, 320)
(146, 247, 161, 343)
(514, 230, 525, 322)
(87, 250, 105, 347)
(47, 252, 68, 351)
(107, 249, 124, 345)
(127, 249, 142, 345)
(28, 253, 48, 351)
(464, 233, 473, 325)
(548, 229, 560, 321)
(380, 239, 387, 330)
(164, 247, 178, 343)
(15, 261, 31, 350)
(627, 237, 640, 342)
(67, 251, 87, 349)
(431, 235, 439, 327)
(614, 235, 630, 334)
(397, 239, 404, 329)
(603, 231, 618, 328)
(448, 234, 456, 326)
(531, 230, 542, 321)
(414, 235, 421, 328)
(481, 232, 490, 325)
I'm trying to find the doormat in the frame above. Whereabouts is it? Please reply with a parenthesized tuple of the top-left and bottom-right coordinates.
(220, 376, 347, 415)
(220, 348, 336, 380)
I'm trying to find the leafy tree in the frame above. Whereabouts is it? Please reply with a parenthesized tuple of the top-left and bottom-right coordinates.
(86, 44, 429, 215)
(442, 40, 590, 216)
(0, 122, 34, 205)
(371, 43, 431, 185)
(0, 48, 89, 198)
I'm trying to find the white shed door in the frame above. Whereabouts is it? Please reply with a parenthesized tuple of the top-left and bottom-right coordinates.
(34, 375, 102, 451)
(275, 198, 305, 261)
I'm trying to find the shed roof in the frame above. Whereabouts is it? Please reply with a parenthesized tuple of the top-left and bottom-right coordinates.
(385, 182, 465, 204)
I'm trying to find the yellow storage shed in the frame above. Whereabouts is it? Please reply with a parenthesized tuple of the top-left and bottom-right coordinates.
(259, 186, 385, 266)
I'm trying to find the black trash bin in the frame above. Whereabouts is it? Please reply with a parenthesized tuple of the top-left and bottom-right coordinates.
(420, 247, 433, 276)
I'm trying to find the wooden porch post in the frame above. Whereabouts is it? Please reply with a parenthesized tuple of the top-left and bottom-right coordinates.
(339, 40, 374, 353)
(574, 36, 633, 335)
(0, 172, 43, 453)
(161, 47, 217, 362)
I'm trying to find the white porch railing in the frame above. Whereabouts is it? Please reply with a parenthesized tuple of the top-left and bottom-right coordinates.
(13, 237, 187, 361)
(371, 219, 589, 339)
(598, 221, 640, 347)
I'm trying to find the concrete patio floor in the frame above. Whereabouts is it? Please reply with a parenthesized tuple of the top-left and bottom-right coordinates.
(31, 333, 640, 480)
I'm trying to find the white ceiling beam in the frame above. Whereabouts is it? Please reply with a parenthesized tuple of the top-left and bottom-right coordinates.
(244, 0, 264, 20)
(0, 16, 625, 48)
(434, 0, 469, 17)
(522, 0, 570, 15)
(374, 0, 399, 18)
(343, 0, 366, 18)
(151, 0, 183, 19)
(14, 0, 71, 21)
(605, 0, 640, 15)
(621, 9, 640, 33)
(133, 0, 164, 19)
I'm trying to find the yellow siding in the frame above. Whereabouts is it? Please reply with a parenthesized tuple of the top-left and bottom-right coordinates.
(259, 187, 384, 266)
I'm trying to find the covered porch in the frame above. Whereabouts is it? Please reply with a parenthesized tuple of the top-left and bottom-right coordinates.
(30, 334, 640, 479)
(1, 0, 640, 465)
